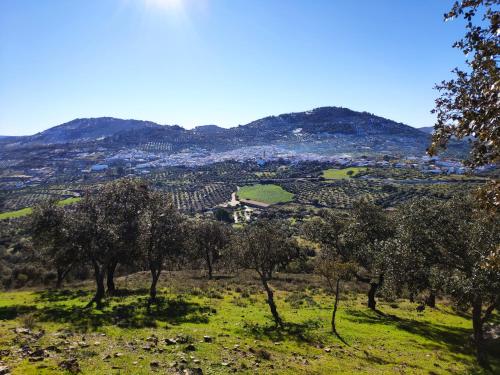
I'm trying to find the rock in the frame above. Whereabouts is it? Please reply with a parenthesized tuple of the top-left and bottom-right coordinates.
(203, 336, 212, 343)
(184, 368, 203, 375)
(114, 352, 123, 358)
(58, 358, 80, 374)
(324, 347, 331, 353)
(45, 345, 61, 353)
(93, 341, 101, 346)
(14, 328, 31, 335)
(165, 338, 177, 345)
(184, 344, 196, 352)
(142, 345, 152, 351)
(132, 361, 138, 365)
(221, 362, 229, 366)
(150, 361, 160, 368)
(0, 366, 9, 375)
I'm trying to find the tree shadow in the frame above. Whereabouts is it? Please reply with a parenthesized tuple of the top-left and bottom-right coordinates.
(242, 319, 321, 344)
(35, 289, 91, 302)
(32, 296, 213, 332)
(0, 305, 37, 320)
(343, 308, 500, 367)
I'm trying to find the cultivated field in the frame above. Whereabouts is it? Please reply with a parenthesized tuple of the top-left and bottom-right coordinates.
(237, 184, 294, 205)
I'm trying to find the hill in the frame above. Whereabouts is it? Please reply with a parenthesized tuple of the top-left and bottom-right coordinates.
(0, 107, 434, 156)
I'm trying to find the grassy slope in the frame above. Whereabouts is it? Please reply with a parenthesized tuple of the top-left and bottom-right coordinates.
(0, 271, 498, 375)
(0, 197, 81, 220)
(238, 184, 294, 205)
(322, 167, 367, 179)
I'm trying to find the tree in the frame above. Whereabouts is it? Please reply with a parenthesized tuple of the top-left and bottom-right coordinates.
(141, 192, 184, 305)
(436, 197, 499, 368)
(98, 179, 150, 295)
(77, 179, 150, 307)
(430, 0, 499, 208)
(232, 220, 303, 327)
(30, 201, 78, 288)
(187, 219, 230, 279)
(384, 198, 450, 306)
(314, 251, 356, 339)
(343, 202, 395, 310)
(386, 196, 499, 368)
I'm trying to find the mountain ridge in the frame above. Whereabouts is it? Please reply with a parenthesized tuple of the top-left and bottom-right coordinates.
(0, 106, 444, 156)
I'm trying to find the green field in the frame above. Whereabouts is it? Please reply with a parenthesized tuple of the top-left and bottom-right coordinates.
(0, 197, 81, 220)
(0, 271, 497, 374)
(238, 184, 294, 204)
(322, 167, 367, 179)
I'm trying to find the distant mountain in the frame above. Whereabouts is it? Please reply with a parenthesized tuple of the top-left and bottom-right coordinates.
(1, 107, 445, 156)
(418, 126, 434, 134)
(26, 117, 164, 144)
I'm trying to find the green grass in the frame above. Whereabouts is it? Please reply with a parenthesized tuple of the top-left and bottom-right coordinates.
(0, 271, 497, 374)
(238, 184, 294, 205)
(0, 197, 81, 220)
(322, 167, 367, 179)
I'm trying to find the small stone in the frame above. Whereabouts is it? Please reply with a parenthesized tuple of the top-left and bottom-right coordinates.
(324, 347, 331, 353)
(14, 328, 31, 335)
(150, 361, 160, 368)
(203, 336, 212, 343)
(184, 344, 196, 352)
(58, 358, 80, 374)
(132, 361, 138, 365)
(165, 338, 177, 345)
(114, 352, 123, 358)
(0, 366, 8, 375)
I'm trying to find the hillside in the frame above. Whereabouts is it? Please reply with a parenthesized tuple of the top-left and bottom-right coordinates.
(0, 107, 434, 156)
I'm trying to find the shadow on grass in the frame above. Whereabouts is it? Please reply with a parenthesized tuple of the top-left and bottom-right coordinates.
(35, 295, 212, 331)
(35, 289, 91, 302)
(243, 319, 321, 344)
(0, 305, 37, 320)
(344, 308, 500, 369)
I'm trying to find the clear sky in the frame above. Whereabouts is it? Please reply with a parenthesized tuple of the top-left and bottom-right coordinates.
(0, 0, 466, 136)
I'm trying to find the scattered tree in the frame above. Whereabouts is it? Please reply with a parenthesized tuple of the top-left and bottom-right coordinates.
(187, 219, 230, 279)
(141, 192, 184, 305)
(233, 220, 303, 327)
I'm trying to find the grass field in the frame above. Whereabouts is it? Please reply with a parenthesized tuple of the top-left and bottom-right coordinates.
(322, 167, 367, 179)
(0, 271, 497, 374)
(238, 184, 294, 205)
(0, 197, 81, 221)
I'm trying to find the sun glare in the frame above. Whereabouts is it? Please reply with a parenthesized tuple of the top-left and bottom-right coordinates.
(144, 0, 184, 11)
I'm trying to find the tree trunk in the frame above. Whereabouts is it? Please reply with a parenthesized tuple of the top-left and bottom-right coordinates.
(106, 262, 117, 295)
(261, 277, 282, 327)
(425, 291, 436, 308)
(367, 274, 384, 310)
(56, 269, 64, 289)
(332, 279, 340, 334)
(472, 297, 490, 369)
(409, 291, 415, 303)
(87, 262, 105, 308)
(205, 250, 213, 280)
(149, 269, 161, 304)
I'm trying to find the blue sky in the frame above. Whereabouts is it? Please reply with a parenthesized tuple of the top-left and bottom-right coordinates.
(0, 0, 465, 136)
